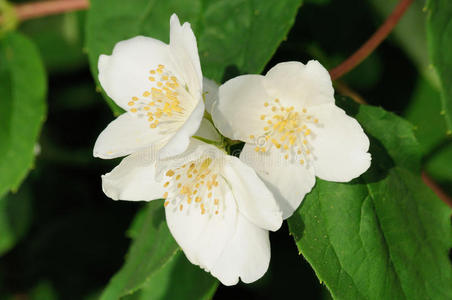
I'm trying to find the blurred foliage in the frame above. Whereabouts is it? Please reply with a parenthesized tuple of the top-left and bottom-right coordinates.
(0, 0, 450, 299)
(0, 185, 32, 256)
(20, 12, 87, 73)
(426, 0, 452, 133)
(370, 0, 438, 85)
(404, 77, 446, 154)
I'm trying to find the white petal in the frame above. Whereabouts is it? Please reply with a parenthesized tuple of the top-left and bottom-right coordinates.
(264, 61, 334, 108)
(210, 213, 270, 286)
(308, 104, 371, 182)
(158, 99, 204, 159)
(101, 150, 164, 201)
(98, 36, 173, 110)
(202, 77, 219, 114)
(165, 188, 238, 270)
(240, 144, 316, 219)
(214, 75, 270, 141)
(169, 14, 203, 100)
(223, 156, 282, 231)
(155, 139, 223, 179)
(93, 113, 166, 159)
(194, 118, 222, 143)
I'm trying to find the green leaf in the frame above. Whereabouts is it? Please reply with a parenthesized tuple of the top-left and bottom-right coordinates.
(197, 0, 302, 81)
(288, 98, 452, 300)
(0, 32, 47, 199)
(124, 252, 218, 300)
(85, 0, 302, 114)
(425, 141, 452, 193)
(426, 0, 452, 134)
(0, 186, 32, 256)
(100, 201, 179, 300)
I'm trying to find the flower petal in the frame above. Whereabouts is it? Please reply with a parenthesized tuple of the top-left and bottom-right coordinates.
(223, 156, 282, 231)
(169, 14, 202, 99)
(101, 150, 164, 201)
(240, 143, 316, 219)
(214, 75, 270, 141)
(93, 113, 166, 159)
(264, 61, 334, 108)
(98, 36, 172, 110)
(203, 77, 219, 114)
(155, 139, 218, 181)
(158, 99, 204, 159)
(308, 104, 371, 182)
(210, 213, 270, 285)
(165, 188, 238, 271)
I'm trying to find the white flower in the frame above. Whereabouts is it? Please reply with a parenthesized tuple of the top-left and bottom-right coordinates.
(102, 138, 283, 286)
(93, 14, 204, 159)
(211, 61, 371, 218)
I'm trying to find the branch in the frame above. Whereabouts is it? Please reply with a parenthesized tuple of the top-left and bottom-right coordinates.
(329, 0, 413, 80)
(0, 0, 89, 23)
(422, 172, 452, 209)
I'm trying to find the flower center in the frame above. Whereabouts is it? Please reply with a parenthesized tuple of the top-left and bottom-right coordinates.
(162, 158, 223, 216)
(250, 98, 319, 165)
(127, 64, 189, 129)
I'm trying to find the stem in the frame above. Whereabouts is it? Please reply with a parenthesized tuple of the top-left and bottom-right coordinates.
(0, 0, 89, 23)
(329, 0, 413, 80)
(422, 172, 452, 209)
(334, 81, 367, 104)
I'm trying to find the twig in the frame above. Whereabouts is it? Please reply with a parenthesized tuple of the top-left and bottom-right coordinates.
(329, 0, 413, 80)
(334, 81, 367, 104)
(422, 172, 452, 209)
(0, 0, 89, 23)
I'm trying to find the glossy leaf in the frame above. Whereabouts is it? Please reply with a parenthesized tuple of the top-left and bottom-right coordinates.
(288, 98, 452, 300)
(426, 0, 452, 133)
(85, 0, 302, 114)
(100, 201, 179, 300)
(0, 32, 47, 198)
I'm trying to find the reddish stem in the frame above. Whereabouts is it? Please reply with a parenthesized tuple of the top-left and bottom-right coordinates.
(422, 172, 452, 209)
(329, 0, 413, 80)
(5, 0, 89, 22)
